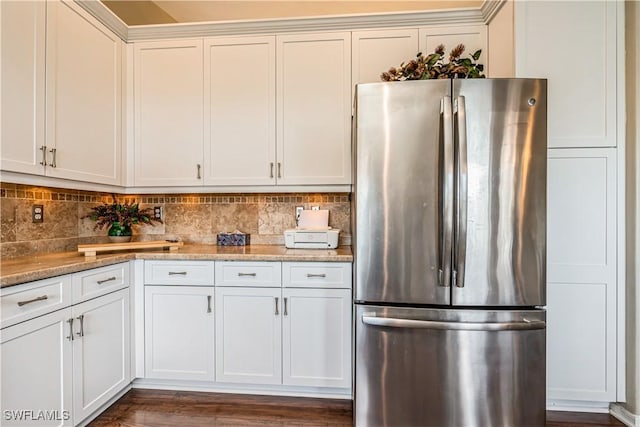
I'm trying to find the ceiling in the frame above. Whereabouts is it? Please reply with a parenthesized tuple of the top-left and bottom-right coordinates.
(102, 0, 482, 26)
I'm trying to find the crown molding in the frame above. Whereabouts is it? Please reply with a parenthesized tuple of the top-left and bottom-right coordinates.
(75, 0, 128, 41)
(75, 2, 489, 42)
(126, 9, 485, 41)
(481, 0, 507, 24)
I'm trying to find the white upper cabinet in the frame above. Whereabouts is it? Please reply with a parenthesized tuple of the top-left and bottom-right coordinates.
(276, 32, 352, 185)
(204, 36, 276, 186)
(351, 29, 419, 86)
(419, 25, 488, 72)
(515, 1, 618, 148)
(134, 40, 204, 186)
(0, 0, 46, 175)
(45, 0, 122, 185)
(1, 0, 122, 185)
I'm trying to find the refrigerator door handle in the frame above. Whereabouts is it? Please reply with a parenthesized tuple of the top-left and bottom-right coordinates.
(362, 315, 545, 331)
(439, 96, 454, 288)
(454, 96, 468, 288)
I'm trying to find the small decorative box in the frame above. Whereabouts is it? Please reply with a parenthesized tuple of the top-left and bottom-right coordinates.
(217, 231, 250, 246)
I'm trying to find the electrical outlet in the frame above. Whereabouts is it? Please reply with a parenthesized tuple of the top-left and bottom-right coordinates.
(295, 206, 304, 225)
(311, 206, 320, 210)
(32, 205, 44, 223)
(153, 206, 163, 220)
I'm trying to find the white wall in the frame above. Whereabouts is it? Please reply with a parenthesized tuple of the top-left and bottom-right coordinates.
(487, 0, 514, 78)
(624, 0, 640, 416)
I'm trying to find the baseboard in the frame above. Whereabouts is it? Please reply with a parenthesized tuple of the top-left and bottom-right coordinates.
(610, 403, 640, 427)
(546, 399, 610, 413)
(132, 378, 352, 400)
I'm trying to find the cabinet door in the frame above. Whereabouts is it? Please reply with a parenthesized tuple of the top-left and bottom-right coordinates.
(515, 1, 618, 148)
(45, 0, 122, 185)
(144, 286, 214, 381)
(352, 29, 418, 86)
(282, 288, 351, 388)
(0, 0, 46, 175)
(215, 287, 281, 384)
(204, 36, 276, 186)
(72, 289, 130, 423)
(546, 148, 617, 402)
(134, 40, 204, 186)
(419, 25, 487, 72)
(1, 308, 73, 426)
(276, 32, 351, 185)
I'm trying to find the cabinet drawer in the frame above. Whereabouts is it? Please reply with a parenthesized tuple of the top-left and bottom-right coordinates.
(1, 275, 72, 328)
(283, 262, 352, 289)
(72, 262, 129, 303)
(145, 261, 215, 286)
(215, 262, 281, 287)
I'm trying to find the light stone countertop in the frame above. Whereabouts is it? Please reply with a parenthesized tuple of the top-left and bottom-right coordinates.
(0, 244, 353, 288)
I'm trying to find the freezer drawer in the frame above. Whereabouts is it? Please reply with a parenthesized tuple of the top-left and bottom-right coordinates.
(355, 305, 546, 427)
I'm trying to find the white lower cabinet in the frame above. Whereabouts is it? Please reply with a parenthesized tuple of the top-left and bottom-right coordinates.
(214, 261, 353, 390)
(546, 148, 618, 403)
(72, 289, 130, 423)
(215, 287, 281, 384)
(144, 286, 215, 381)
(1, 308, 74, 426)
(1, 264, 131, 426)
(282, 288, 351, 388)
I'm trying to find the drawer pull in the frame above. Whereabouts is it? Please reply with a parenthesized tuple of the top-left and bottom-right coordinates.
(17, 295, 48, 307)
(306, 273, 327, 278)
(67, 318, 74, 341)
(168, 272, 187, 276)
(238, 273, 257, 277)
(76, 314, 85, 337)
(96, 276, 117, 284)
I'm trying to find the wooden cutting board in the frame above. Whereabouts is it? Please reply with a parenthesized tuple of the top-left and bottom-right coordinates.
(78, 240, 184, 257)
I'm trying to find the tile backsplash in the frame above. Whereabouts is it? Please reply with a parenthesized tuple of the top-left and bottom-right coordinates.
(0, 183, 351, 259)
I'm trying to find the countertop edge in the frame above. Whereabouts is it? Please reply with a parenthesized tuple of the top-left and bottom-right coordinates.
(1, 246, 353, 288)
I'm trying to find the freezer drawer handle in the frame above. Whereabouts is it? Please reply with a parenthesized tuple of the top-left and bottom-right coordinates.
(361, 316, 545, 331)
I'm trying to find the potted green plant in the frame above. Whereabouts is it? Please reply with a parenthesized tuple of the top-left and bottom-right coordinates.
(85, 201, 161, 243)
(380, 43, 485, 81)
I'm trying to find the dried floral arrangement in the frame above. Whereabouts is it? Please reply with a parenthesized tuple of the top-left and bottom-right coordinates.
(85, 200, 161, 231)
(381, 43, 485, 81)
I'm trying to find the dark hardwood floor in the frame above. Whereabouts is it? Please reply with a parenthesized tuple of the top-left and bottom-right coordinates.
(89, 389, 625, 427)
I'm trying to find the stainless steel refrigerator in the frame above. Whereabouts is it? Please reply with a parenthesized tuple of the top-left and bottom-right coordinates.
(353, 78, 547, 427)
